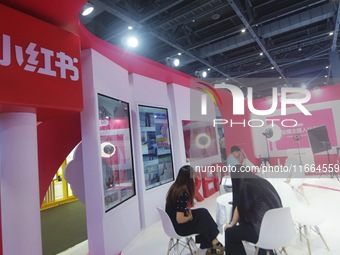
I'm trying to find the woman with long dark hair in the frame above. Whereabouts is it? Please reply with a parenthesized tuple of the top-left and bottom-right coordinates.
(224, 164, 282, 255)
(166, 165, 223, 254)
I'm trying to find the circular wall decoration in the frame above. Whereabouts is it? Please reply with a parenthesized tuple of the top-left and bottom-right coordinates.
(101, 142, 116, 158)
(195, 133, 211, 149)
(267, 124, 283, 142)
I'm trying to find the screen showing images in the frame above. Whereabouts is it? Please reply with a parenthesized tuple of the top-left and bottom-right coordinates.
(138, 105, 174, 190)
(98, 94, 135, 212)
(182, 120, 219, 161)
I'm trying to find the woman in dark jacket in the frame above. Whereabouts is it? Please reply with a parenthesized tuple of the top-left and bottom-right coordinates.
(166, 165, 223, 254)
(224, 164, 282, 255)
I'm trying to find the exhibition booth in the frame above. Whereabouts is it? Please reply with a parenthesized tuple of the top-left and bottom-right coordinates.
(1, 1, 340, 255)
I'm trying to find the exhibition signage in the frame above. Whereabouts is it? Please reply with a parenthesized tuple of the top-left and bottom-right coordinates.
(0, 4, 82, 112)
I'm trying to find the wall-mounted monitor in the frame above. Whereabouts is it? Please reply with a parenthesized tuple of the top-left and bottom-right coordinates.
(182, 120, 219, 161)
(138, 105, 174, 190)
(98, 94, 136, 212)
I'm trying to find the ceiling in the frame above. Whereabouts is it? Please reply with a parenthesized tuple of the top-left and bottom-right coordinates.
(80, 0, 340, 97)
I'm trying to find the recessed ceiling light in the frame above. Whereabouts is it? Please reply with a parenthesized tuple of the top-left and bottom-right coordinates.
(259, 52, 263, 56)
(128, 26, 133, 30)
(271, 67, 274, 70)
(329, 32, 334, 36)
(81, 2, 94, 16)
(177, 52, 182, 56)
(325, 66, 329, 69)
(211, 13, 221, 20)
(241, 28, 246, 33)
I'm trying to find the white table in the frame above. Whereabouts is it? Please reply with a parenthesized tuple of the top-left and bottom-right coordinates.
(216, 192, 233, 233)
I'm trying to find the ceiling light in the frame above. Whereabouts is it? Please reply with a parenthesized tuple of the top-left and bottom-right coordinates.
(271, 67, 274, 70)
(195, 70, 208, 79)
(211, 13, 221, 20)
(325, 66, 329, 69)
(173, 58, 180, 67)
(128, 26, 133, 30)
(329, 31, 334, 36)
(166, 57, 180, 67)
(127, 36, 139, 48)
(81, 2, 94, 16)
(241, 28, 246, 33)
(177, 52, 182, 56)
(259, 52, 263, 56)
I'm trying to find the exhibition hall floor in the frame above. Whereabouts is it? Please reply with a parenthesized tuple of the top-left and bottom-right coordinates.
(58, 177, 340, 255)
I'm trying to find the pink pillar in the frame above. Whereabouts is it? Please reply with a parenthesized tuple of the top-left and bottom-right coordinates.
(0, 113, 42, 255)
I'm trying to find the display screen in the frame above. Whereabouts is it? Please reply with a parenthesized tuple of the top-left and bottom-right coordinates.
(98, 94, 135, 212)
(182, 120, 219, 161)
(138, 105, 174, 190)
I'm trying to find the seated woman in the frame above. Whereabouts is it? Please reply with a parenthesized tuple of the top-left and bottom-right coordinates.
(166, 165, 223, 254)
(224, 164, 282, 255)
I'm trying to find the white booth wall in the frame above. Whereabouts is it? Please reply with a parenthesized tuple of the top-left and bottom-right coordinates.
(79, 48, 221, 254)
(81, 49, 141, 255)
(129, 73, 173, 229)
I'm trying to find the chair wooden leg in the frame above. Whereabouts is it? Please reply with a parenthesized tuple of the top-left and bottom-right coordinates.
(298, 223, 303, 241)
(315, 226, 330, 250)
(186, 237, 194, 255)
(299, 186, 310, 205)
(176, 239, 180, 255)
(306, 237, 312, 255)
(167, 238, 173, 255)
(189, 237, 200, 255)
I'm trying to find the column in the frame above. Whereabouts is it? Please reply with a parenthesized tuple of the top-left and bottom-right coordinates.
(0, 112, 42, 255)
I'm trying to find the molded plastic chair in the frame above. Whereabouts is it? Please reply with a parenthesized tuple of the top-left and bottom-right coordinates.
(274, 182, 330, 255)
(219, 175, 232, 195)
(254, 207, 295, 255)
(284, 157, 309, 204)
(157, 207, 200, 255)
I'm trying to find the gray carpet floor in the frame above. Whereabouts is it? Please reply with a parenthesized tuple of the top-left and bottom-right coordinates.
(41, 201, 87, 255)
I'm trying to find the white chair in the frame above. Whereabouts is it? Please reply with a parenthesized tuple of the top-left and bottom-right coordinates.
(284, 157, 309, 204)
(157, 207, 200, 255)
(274, 182, 330, 255)
(219, 175, 232, 195)
(254, 207, 295, 255)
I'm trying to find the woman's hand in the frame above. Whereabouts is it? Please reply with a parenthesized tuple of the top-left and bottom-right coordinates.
(176, 209, 193, 224)
(187, 209, 193, 221)
(224, 222, 234, 231)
